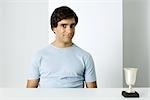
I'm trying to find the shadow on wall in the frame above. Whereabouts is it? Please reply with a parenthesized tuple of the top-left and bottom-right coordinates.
(123, 0, 149, 87)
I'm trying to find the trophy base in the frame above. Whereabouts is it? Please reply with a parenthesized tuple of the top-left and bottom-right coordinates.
(122, 91, 139, 98)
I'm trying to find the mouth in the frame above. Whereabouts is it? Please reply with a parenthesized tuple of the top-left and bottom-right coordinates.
(64, 35, 72, 38)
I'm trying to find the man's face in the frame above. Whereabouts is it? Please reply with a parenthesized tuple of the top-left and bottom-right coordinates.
(53, 18, 76, 44)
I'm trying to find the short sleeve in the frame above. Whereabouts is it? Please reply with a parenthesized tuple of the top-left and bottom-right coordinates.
(84, 54, 97, 82)
(27, 52, 41, 80)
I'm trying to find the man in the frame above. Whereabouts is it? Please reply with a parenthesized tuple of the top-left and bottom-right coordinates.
(26, 6, 97, 88)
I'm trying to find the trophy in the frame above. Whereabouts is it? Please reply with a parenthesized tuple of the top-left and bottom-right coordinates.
(122, 67, 139, 97)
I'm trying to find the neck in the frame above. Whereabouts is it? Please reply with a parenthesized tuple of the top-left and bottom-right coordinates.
(51, 41, 73, 48)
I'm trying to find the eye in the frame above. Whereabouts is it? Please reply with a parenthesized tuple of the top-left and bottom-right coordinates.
(62, 24, 67, 28)
(70, 24, 75, 28)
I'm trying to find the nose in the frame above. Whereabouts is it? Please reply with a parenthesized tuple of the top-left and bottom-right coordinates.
(66, 27, 74, 34)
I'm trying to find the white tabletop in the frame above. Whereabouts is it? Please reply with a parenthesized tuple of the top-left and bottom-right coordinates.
(0, 88, 149, 100)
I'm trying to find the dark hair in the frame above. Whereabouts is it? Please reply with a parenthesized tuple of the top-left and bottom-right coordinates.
(50, 6, 78, 30)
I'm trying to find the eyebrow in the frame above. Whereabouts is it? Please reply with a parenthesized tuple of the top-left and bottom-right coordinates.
(60, 23, 75, 25)
(60, 23, 76, 26)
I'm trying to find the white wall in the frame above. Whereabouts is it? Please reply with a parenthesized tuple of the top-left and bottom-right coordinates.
(49, 0, 123, 88)
(2, 0, 149, 88)
(0, 0, 3, 86)
(0, 0, 48, 87)
(0, 0, 122, 88)
(123, 0, 150, 87)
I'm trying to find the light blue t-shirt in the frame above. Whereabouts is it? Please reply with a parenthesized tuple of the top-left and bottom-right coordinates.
(27, 44, 96, 88)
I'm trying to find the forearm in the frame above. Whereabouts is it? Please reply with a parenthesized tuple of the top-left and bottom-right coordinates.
(26, 79, 39, 88)
(86, 81, 97, 88)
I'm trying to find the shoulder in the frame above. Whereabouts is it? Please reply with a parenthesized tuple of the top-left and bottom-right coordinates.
(32, 45, 50, 59)
(73, 44, 92, 58)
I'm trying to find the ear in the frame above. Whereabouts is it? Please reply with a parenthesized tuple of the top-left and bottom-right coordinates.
(52, 28, 56, 34)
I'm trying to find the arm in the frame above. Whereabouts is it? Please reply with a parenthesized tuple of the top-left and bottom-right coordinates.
(85, 81, 97, 88)
(26, 79, 40, 88)
(84, 54, 97, 88)
(27, 52, 41, 88)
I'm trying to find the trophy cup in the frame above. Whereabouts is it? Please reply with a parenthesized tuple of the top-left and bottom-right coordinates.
(122, 67, 139, 97)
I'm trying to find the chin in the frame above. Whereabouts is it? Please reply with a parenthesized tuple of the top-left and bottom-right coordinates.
(64, 40, 72, 44)
(64, 39, 72, 43)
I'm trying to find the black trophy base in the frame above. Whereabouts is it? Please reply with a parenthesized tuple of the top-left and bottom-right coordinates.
(122, 91, 139, 98)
